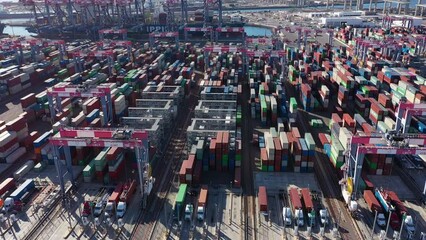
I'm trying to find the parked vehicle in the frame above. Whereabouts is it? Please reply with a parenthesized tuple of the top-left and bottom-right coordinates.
(375, 189, 401, 230)
(258, 186, 268, 213)
(116, 180, 136, 218)
(0, 178, 16, 198)
(13, 161, 34, 180)
(94, 193, 109, 217)
(301, 188, 315, 226)
(197, 186, 208, 221)
(289, 188, 304, 227)
(319, 209, 329, 226)
(282, 207, 292, 226)
(105, 183, 123, 218)
(3, 179, 35, 212)
(184, 204, 193, 221)
(363, 190, 386, 228)
(174, 184, 187, 220)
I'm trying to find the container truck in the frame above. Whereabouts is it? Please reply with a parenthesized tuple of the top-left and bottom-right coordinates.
(282, 207, 292, 226)
(105, 183, 123, 218)
(174, 184, 187, 220)
(301, 188, 315, 226)
(184, 204, 194, 221)
(3, 179, 35, 212)
(94, 193, 109, 217)
(258, 186, 268, 213)
(116, 180, 136, 218)
(388, 191, 415, 234)
(363, 190, 386, 228)
(375, 189, 401, 230)
(197, 186, 208, 221)
(13, 160, 34, 180)
(289, 188, 304, 227)
(0, 178, 15, 198)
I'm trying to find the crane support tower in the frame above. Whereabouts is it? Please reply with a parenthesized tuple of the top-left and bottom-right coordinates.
(50, 127, 154, 208)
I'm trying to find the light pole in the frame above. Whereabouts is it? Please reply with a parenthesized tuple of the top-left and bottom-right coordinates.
(397, 213, 406, 240)
(371, 210, 378, 240)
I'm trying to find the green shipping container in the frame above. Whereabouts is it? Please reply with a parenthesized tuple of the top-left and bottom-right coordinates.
(262, 165, 268, 172)
(268, 166, 274, 172)
(236, 154, 242, 161)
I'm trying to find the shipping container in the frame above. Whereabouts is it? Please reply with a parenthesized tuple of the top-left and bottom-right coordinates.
(258, 186, 268, 212)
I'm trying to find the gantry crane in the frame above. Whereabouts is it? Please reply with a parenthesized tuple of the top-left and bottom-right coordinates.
(342, 101, 426, 204)
(149, 32, 179, 48)
(49, 127, 154, 208)
(204, 0, 222, 27)
(97, 40, 132, 60)
(99, 29, 127, 40)
(163, 0, 179, 30)
(215, 27, 245, 43)
(71, 49, 115, 75)
(183, 27, 213, 42)
(46, 83, 114, 124)
(45, 0, 74, 27)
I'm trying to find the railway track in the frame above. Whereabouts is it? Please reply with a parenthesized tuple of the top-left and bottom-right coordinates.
(22, 192, 65, 240)
(130, 79, 200, 240)
(241, 79, 255, 240)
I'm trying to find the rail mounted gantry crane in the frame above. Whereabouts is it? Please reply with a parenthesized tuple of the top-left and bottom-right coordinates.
(149, 32, 179, 48)
(49, 127, 154, 208)
(215, 27, 245, 43)
(341, 102, 426, 206)
(203, 45, 287, 76)
(46, 83, 114, 124)
(97, 40, 132, 60)
(184, 27, 214, 42)
(71, 50, 115, 75)
(99, 29, 127, 40)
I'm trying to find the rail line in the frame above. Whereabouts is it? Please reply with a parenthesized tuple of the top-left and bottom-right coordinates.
(241, 78, 255, 240)
(22, 192, 65, 240)
(130, 79, 200, 239)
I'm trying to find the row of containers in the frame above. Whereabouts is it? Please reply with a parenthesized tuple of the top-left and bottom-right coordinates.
(258, 126, 315, 173)
(179, 131, 243, 185)
(0, 114, 32, 164)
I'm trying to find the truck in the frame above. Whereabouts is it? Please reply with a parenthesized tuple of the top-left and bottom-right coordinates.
(174, 184, 187, 220)
(116, 180, 136, 218)
(105, 183, 123, 218)
(388, 191, 415, 234)
(94, 193, 109, 217)
(375, 189, 401, 230)
(289, 188, 304, 227)
(82, 201, 92, 217)
(0, 178, 16, 198)
(301, 188, 315, 226)
(319, 209, 329, 226)
(282, 207, 292, 226)
(197, 186, 208, 221)
(184, 204, 194, 221)
(3, 179, 35, 212)
(258, 186, 268, 213)
(363, 190, 386, 228)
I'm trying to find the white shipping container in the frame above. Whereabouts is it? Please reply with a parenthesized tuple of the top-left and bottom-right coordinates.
(13, 160, 34, 180)
(279, 132, 289, 149)
(376, 169, 383, 175)
(321, 85, 330, 95)
(9, 84, 23, 95)
(281, 160, 288, 167)
(294, 166, 300, 173)
(236, 160, 241, 167)
(384, 117, 396, 130)
(278, 123, 285, 133)
(185, 174, 192, 182)
(71, 112, 85, 127)
(308, 162, 314, 168)
(301, 161, 308, 167)
(250, 88, 256, 99)
(0, 131, 18, 147)
(6, 147, 26, 164)
(295, 155, 301, 161)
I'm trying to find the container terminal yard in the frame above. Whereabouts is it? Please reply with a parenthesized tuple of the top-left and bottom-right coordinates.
(0, 0, 425, 240)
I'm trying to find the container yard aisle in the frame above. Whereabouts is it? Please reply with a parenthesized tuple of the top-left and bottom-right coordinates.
(284, 80, 363, 240)
(132, 74, 201, 239)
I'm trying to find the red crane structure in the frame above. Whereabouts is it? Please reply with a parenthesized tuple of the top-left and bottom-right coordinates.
(50, 127, 154, 208)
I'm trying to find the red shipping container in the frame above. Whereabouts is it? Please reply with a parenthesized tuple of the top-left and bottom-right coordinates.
(20, 93, 36, 108)
(318, 133, 330, 147)
(292, 127, 301, 139)
(0, 137, 18, 152)
(107, 147, 123, 161)
(90, 118, 102, 127)
(6, 116, 27, 132)
(258, 186, 268, 212)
